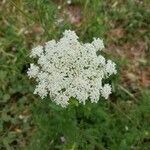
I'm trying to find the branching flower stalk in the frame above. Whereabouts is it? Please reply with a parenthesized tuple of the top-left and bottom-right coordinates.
(27, 30, 117, 107)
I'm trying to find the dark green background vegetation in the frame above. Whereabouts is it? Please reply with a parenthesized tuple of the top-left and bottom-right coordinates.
(0, 0, 149, 149)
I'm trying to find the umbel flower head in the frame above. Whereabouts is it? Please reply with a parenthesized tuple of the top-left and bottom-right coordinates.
(27, 30, 117, 107)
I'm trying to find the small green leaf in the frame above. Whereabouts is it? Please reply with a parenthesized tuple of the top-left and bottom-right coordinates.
(3, 94, 10, 102)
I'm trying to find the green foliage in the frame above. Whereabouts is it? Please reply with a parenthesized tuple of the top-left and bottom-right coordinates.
(27, 91, 150, 150)
(0, 0, 149, 149)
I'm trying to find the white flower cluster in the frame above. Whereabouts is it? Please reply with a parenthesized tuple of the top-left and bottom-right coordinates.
(27, 30, 117, 107)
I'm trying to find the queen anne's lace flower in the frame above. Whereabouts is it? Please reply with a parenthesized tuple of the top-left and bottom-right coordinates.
(101, 84, 112, 99)
(27, 64, 39, 78)
(27, 30, 117, 107)
(92, 38, 104, 51)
